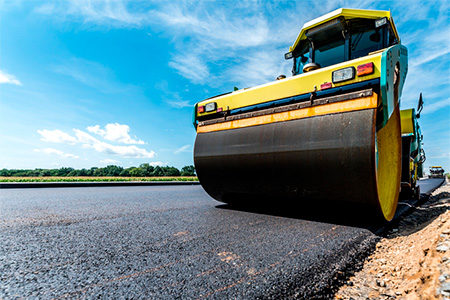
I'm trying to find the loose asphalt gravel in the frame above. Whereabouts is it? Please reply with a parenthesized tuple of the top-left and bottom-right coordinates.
(0, 179, 444, 299)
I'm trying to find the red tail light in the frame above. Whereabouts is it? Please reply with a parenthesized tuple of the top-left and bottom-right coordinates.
(320, 82, 332, 90)
(197, 106, 205, 113)
(357, 62, 374, 76)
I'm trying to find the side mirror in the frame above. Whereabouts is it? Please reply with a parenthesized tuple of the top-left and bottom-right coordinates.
(416, 93, 424, 118)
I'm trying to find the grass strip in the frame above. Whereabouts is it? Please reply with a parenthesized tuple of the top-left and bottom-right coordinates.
(0, 176, 198, 182)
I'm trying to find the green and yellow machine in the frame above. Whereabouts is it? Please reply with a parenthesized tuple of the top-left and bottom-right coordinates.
(400, 94, 426, 199)
(429, 166, 445, 178)
(193, 8, 409, 221)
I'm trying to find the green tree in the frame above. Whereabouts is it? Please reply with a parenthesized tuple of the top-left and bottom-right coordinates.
(151, 166, 164, 176)
(139, 163, 154, 176)
(102, 165, 123, 176)
(119, 168, 132, 177)
(181, 165, 196, 176)
(129, 167, 144, 177)
(163, 166, 180, 176)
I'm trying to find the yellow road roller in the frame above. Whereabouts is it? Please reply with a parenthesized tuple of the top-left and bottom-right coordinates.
(193, 8, 408, 221)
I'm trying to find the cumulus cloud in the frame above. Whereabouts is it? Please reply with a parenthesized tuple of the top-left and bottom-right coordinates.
(34, 148, 79, 159)
(74, 129, 154, 158)
(37, 124, 155, 159)
(0, 70, 22, 85)
(37, 129, 78, 144)
(87, 123, 144, 144)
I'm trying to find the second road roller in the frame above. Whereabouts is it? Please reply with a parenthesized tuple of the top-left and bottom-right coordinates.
(193, 8, 409, 221)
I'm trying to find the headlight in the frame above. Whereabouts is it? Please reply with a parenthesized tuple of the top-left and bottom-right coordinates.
(332, 67, 355, 83)
(375, 17, 388, 28)
(205, 102, 217, 112)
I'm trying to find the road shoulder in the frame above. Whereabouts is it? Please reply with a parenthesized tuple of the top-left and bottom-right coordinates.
(335, 180, 450, 299)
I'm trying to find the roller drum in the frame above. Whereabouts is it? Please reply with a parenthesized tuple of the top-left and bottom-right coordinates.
(194, 106, 401, 221)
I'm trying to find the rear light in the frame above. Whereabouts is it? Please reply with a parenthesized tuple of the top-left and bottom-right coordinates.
(197, 106, 205, 113)
(205, 102, 217, 112)
(357, 62, 374, 76)
(320, 82, 332, 90)
(332, 67, 355, 83)
(217, 107, 223, 113)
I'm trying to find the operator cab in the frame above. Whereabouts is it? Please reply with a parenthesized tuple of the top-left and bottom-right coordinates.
(289, 17, 399, 75)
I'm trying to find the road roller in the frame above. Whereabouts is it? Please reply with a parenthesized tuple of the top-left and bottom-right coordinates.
(193, 8, 408, 221)
(400, 94, 426, 200)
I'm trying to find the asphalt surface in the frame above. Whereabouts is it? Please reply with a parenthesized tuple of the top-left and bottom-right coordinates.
(417, 178, 445, 195)
(0, 179, 444, 299)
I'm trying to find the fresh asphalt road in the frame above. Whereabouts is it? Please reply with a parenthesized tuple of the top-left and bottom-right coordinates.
(0, 179, 443, 299)
(418, 178, 445, 194)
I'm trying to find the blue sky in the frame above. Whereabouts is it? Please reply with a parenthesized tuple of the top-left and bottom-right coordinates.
(0, 0, 449, 173)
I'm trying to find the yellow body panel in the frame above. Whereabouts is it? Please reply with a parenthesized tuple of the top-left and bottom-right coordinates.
(289, 8, 400, 53)
(197, 53, 382, 117)
(376, 104, 401, 221)
(197, 93, 378, 133)
(400, 108, 414, 136)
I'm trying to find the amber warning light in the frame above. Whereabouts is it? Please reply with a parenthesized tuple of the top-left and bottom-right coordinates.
(357, 62, 374, 76)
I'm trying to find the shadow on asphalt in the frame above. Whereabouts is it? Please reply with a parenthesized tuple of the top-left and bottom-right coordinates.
(216, 199, 388, 234)
(217, 189, 449, 236)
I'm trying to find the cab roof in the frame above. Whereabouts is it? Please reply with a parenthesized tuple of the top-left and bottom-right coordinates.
(289, 8, 400, 53)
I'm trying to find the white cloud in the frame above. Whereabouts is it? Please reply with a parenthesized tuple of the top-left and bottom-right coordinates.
(36, 0, 147, 27)
(37, 129, 78, 144)
(166, 100, 192, 108)
(34, 148, 79, 159)
(155, 80, 192, 109)
(154, 4, 270, 48)
(425, 98, 450, 114)
(149, 161, 165, 166)
(168, 54, 210, 84)
(227, 49, 291, 88)
(37, 124, 154, 159)
(87, 123, 144, 144)
(51, 57, 137, 94)
(34, 2, 292, 86)
(0, 70, 22, 85)
(174, 144, 191, 154)
(74, 129, 155, 158)
(100, 158, 119, 165)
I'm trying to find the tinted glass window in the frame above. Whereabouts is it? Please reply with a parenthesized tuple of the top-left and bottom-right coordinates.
(315, 39, 345, 68)
(350, 29, 383, 59)
(388, 27, 398, 46)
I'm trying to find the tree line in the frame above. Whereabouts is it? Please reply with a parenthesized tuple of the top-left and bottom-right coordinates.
(0, 164, 196, 177)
